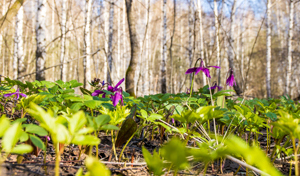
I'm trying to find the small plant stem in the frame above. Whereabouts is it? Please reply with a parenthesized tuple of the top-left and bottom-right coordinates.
(95, 131, 98, 159)
(173, 169, 178, 176)
(44, 139, 48, 175)
(271, 138, 286, 163)
(292, 137, 299, 176)
(189, 73, 195, 97)
(111, 130, 118, 161)
(55, 142, 60, 176)
(290, 161, 292, 176)
(246, 167, 248, 176)
(203, 162, 209, 175)
(119, 133, 135, 162)
(234, 165, 241, 175)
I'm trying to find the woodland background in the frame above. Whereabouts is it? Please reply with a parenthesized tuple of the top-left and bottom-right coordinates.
(0, 0, 300, 98)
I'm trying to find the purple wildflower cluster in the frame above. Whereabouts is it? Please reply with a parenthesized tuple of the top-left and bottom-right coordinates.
(185, 58, 237, 89)
(4, 88, 27, 100)
(91, 78, 124, 107)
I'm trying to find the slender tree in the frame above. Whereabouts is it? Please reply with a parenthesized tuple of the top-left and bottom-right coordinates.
(60, 0, 67, 81)
(188, 0, 193, 87)
(214, 0, 221, 84)
(105, 0, 114, 84)
(285, 0, 295, 95)
(13, 5, 24, 79)
(36, 0, 47, 81)
(169, 0, 176, 93)
(227, 0, 242, 95)
(125, 0, 140, 97)
(266, 0, 272, 98)
(161, 0, 167, 93)
(83, 0, 92, 89)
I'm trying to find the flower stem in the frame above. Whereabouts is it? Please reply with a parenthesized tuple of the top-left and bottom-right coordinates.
(55, 142, 60, 176)
(111, 130, 118, 161)
(189, 73, 195, 97)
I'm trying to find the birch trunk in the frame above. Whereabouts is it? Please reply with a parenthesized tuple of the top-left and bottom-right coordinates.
(123, 0, 127, 78)
(161, 0, 167, 93)
(105, 0, 114, 84)
(83, 0, 92, 89)
(1, 1, 5, 76)
(188, 0, 193, 87)
(117, 3, 121, 80)
(36, 0, 47, 81)
(169, 0, 176, 94)
(197, 0, 206, 86)
(13, 5, 24, 79)
(60, 0, 67, 81)
(266, 0, 272, 98)
(51, 0, 55, 81)
(125, 0, 140, 97)
(227, 0, 242, 95)
(285, 0, 294, 95)
(145, 0, 150, 95)
(214, 0, 221, 84)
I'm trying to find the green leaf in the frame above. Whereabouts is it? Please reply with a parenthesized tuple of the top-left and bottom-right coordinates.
(80, 87, 92, 95)
(0, 115, 10, 137)
(147, 113, 163, 122)
(100, 124, 119, 131)
(72, 135, 100, 145)
(68, 111, 87, 135)
(71, 103, 84, 111)
(19, 131, 29, 142)
(24, 124, 48, 136)
(85, 157, 111, 176)
(115, 118, 137, 147)
(30, 135, 46, 151)
(160, 138, 189, 170)
(2, 123, 22, 152)
(142, 147, 164, 176)
(84, 100, 100, 109)
(95, 115, 111, 128)
(265, 112, 277, 121)
(11, 144, 33, 154)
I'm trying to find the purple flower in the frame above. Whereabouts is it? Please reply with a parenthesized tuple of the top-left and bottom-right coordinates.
(186, 88, 190, 94)
(185, 59, 220, 78)
(209, 82, 222, 91)
(226, 70, 236, 87)
(44, 136, 50, 141)
(92, 78, 125, 107)
(91, 90, 106, 98)
(171, 118, 175, 124)
(4, 88, 27, 100)
(111, 90, 123, 107)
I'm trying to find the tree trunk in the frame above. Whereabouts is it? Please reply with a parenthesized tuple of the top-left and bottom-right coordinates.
(60, 0, 67, 82)
(227, 0, 242, 95)
(188, 0, 193, 87)
(36, 0, 47, 81)
(197, 0, 206, 86)
(266, 0, 272, 98)
(161, 0, 167, 93)
(105, 0, 114, 84)
(169, 0, 176, 94)
(83, 0, 92, 89)
(285, 0, 294, 95)
(125, 0, 140, 97)
(13, 5, 24, 79)
(214, 0, 221, 84)
(145, 0, 150, 95)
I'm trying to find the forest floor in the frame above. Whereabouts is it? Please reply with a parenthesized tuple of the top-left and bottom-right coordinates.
(0, 132, 292, 176)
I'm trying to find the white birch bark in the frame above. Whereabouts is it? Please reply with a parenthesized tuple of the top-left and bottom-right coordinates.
(84, 0, 92, 89)
(105, 0, 114, 84)
(161, 0, 167, 93)
(1, 1, 5, 76)
(285, 0, 294, 95)
(13, 6, 24, 79)
(214, 0, 221, 84)
(36, 0, 47, 81)
(60, 0, 67, 82)
(266, 0, 272, 98)
(117, 2, 121, 80)
(51, 0, 55, 81)
(96, 0, 102, 78)
(188, 0, 193, 87)
(197, 0, 206, 85)
(145, 0, 150, 95)
(123, 0, 127, 78)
